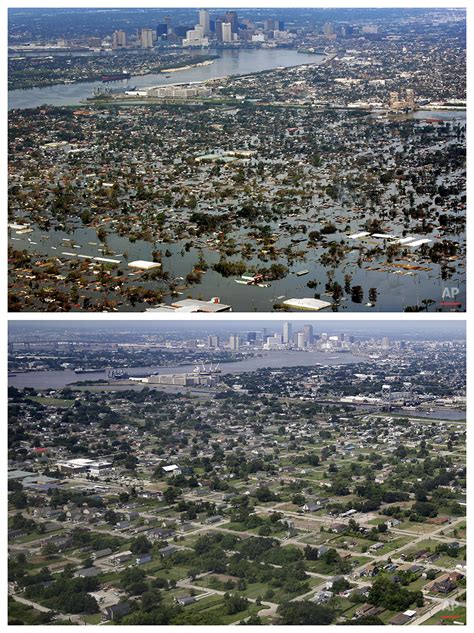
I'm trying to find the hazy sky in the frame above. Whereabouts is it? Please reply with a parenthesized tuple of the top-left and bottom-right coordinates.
(8, 320, 466, 341)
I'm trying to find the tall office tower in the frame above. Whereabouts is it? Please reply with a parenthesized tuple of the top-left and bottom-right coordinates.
(208, 335, 219, 348)
(174, 25, 191, 38)
(297, 332, 306, 349)
(263, 18, 276, 31)
(222, 22, 233, 42)
(348, 335, 355, 343)
(112, 30, 127, 49)
(341, 24, 353, 37)
(247, 332, 257, 343)
(229, 334, 240, 351)
(215, 18, 224, 40)
(282, 322, 292, 345)
(199, 9, 211, 35)
(278, 20, 285, 31)
(225, 11, 239, 33)
(140, 28, 154, 48)
(321, 332, 328, 341)
(323, 22, 335, 36)
(405, 89, 415, 109)
(156, 24, 168, 38)
(303, 324, 314, 346)
(381, 337, 390, 349)
(340, 333, 345, 342)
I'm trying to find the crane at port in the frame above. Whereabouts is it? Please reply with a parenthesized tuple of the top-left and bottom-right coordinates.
(193, 362, 221, 374)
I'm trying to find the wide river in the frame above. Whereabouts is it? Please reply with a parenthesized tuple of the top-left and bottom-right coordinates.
(8, 48, 324, 110)
(9, 349, 361, 389)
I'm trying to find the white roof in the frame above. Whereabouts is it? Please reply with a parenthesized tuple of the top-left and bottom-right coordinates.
(128, 260, 162, 270)
(282, 298, 332, 311)
(397, 236, 417, 244)
(407, 238, 432, 247)
(162, 464, 180, 472)
(371, 233, 397, 239)
(348, 231, 370, 239)
(171, 299, 231, 312)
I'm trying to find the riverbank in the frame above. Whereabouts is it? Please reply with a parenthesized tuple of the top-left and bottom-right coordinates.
(8, 48, 324, 109)
(9, 53, 220, 92)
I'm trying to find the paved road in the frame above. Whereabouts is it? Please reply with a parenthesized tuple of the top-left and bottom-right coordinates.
(11, 594, 85, 624)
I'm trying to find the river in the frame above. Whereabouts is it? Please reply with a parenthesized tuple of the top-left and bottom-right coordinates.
(9, 350, 361, 389)
(8, 48, 324, 110)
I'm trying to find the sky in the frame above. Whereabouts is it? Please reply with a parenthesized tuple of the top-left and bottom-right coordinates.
(8, 320, 466, 341)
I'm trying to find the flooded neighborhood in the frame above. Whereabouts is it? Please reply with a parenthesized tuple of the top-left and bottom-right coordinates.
(8, 7, 466, 312)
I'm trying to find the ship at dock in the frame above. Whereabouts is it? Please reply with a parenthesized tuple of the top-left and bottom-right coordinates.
(101, 72, 131, 82)
(297, 47, 326, 55)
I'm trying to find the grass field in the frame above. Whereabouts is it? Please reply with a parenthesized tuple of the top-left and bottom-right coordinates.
(422, 606, 466, 625)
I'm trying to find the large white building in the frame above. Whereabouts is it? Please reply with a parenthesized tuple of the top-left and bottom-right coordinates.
(112, 30, 127, 49)
(199, 9, 211, 35)
(182, 24, 209, 47)
(283, 322, 292, 345)
(222, 22, 233, 42)
(140, 28, 154, 48)
(57, 458, 113, 477)
(146, 84, 211, 99)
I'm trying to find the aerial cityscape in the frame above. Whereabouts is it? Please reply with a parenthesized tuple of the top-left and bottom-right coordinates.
(8, 320, 466, 625)
(8, 7, 466, 312)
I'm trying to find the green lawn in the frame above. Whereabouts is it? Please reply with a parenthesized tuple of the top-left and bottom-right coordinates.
(83, 613, 102, 624)
(422, 606, 466, 625)
(172, 594, 262, 624)
(8, 598, 51, 625)
(372, 536, 412, 555)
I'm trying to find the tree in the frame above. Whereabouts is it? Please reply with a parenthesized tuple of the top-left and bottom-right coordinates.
(131, 536, 152, 555)
(10, 491, 28, 509)
(277, 601, 334, 625)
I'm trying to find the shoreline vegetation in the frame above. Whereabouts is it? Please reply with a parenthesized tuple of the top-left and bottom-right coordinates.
(8, 53, 220, 91)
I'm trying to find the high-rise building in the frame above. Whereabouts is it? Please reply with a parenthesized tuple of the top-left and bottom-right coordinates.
(140, 28, 154, 48)
(247, 332, 257, 343)
(303, 324, 314, 346)
(323, 22, 335, 36)
(381, 337, 390, 349)
(278, 20, 285, 31)
(156, 24, 168, 38)
(182, 24, 209, 47)
(214, 18, 224, 40)
(297, 332, 306, 349)
(199, 9, 211, 35)
(263, 18, 276, 31)
(340, 24, 353, 37)
(222, 22, 233, 42)
(174, 25, 192, 38)
(229, 335, 240, 351)
(282, 322, 292, 345)
(112, 30, 127, 49)
(208, 335, 220, 348)
(224, 11, 239, 33)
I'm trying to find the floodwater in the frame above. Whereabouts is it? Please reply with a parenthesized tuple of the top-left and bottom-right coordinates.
(8, 48, 324, 110)
(7, 45, 466, 312)
(9, 349, 361, 389)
